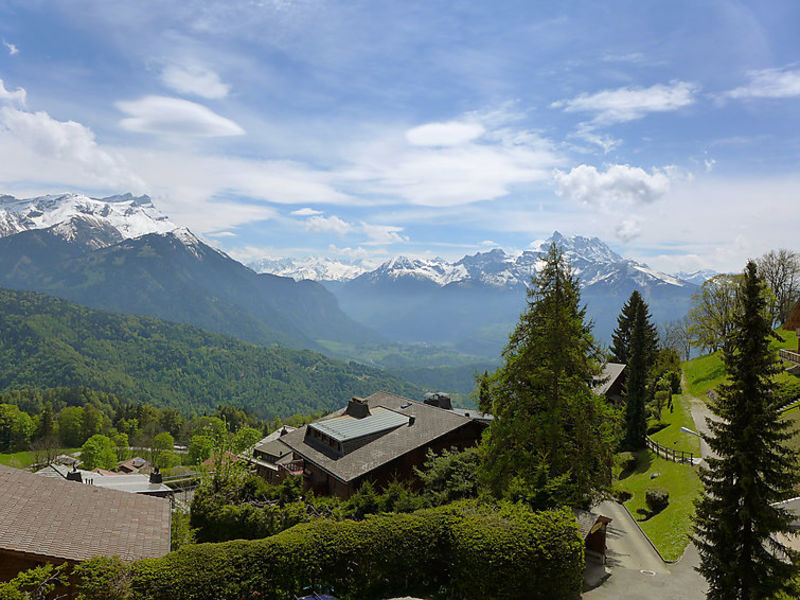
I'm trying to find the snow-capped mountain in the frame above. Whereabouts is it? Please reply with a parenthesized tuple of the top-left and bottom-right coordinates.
(342, 231, 688, 291)
(248, 256, 371, 281)
(251, 232, 687, 292)
(674, 269, 717, 286)
(0, 192, 175, 245)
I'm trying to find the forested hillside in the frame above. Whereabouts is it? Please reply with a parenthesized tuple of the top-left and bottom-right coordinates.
(0, 288, 423, 418)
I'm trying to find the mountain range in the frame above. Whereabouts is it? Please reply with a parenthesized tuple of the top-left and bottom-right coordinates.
(0, 193, 378, 352)
(250, 233, 702, 356)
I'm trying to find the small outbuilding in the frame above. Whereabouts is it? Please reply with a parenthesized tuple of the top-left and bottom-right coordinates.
(574, 509, 613, 563)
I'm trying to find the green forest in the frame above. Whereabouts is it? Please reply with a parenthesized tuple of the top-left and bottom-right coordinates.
(0, 288, 423, 419)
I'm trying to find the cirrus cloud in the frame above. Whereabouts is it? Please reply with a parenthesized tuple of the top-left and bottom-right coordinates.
(116, 95, 245, 137)
(724, 67, 800, 100)
(552, 81, 698, 125)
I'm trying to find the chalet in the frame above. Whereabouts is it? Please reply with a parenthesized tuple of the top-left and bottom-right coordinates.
(280, 392, 485, 499)
(247, 426, 302, 484)
(0, 464, 170, 581)
(782, 300, 800, 369)
(594, 362, 626, 402)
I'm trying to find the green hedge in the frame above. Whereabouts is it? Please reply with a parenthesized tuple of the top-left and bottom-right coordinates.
(78, 501, 583, 600)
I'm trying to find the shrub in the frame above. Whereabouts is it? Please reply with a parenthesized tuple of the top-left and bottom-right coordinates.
(645, 487, 670, 514)
(646, 421, 668, 435)
(79, 501, 583, 600)
(611, 484, 632, 502)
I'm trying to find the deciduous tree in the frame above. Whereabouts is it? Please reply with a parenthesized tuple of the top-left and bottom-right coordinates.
(756, 248, 800, 327)
(80, 434, 117, 470)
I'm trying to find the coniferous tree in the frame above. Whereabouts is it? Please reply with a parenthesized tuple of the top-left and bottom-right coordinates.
(623, 302, 648, 449)
(610, 290, 658, 365)
(693, 261, 800, 600)
(478, 243, 618, 508)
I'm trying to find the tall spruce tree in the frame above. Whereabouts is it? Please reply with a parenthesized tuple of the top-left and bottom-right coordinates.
(477, 243, 617, 508)
(610, 290, 658, 365)
(623, 302, 648, 449)
(693, 261, 800, 600)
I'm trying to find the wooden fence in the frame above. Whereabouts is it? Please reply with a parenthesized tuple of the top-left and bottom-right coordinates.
(779, 348, 800, 365)
(645, 435, 695, 465)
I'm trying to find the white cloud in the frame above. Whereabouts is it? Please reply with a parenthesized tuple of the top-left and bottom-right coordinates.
(304, 214, 352, 235)
(552, 81, 698, 125)
(116, 96, 245, 137)
(0, 79, 26, 105)
(342, 111, 563, 207)
(360, 222, 409, 245)
(207, 231, 237, 237)
(405, 121, 485, 147)
(3, 41, 19, 56)
(161, 63, 230, 99)
(724, 67, 800, 99)
(479, 240, 498, 246)
(0, 105, 144, 191)
(553, 164, 672, 211)
(291, 207, 323, 216)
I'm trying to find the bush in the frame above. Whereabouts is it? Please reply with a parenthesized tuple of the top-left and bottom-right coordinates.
(646, 421, 668, 435)
(611, 484, 632, 502)
(645, 487, 670, 514)
(79, 501, 583, 600)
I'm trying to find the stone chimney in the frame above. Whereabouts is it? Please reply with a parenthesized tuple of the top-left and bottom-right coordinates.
(66, 466, 82, 482)
(346, 396, 371, 419)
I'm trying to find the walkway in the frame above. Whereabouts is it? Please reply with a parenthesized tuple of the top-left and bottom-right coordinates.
(584, 381, 712, 599)
(583, 500, 706, 600)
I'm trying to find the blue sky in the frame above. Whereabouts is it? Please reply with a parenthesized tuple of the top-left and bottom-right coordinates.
(0, 1, 799, 272)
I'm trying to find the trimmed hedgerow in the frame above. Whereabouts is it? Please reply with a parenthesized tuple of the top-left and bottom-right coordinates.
(78, 501, 583, 600)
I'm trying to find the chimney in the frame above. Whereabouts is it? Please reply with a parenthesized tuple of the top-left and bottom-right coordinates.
(346, 396, 371, 419)
(66, 466, 82, 482)
(149, 467, 163, 484)
(408, 416, 416, 426)
(423, 392, 452, 410)
(280, 426, 288, 436)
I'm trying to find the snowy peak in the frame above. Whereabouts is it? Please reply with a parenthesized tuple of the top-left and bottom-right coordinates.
(0, 192, 176, 244)
(247, 256, 371, 281)
(674, 269, 717, 285)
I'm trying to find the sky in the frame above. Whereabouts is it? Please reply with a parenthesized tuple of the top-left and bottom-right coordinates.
(0, 0, 799, 273)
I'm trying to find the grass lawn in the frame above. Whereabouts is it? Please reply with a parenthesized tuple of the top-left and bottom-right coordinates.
(0, 448, 81, 469)
(617, 450, 702, 561)
(649, 390, 701, 456)
(683, 328, 798, 399)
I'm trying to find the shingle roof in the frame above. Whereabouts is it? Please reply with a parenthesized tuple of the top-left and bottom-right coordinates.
(281, 391, 476, 484)
(0, 464, 171, 562)
(594, 362, 626, 396)
(35, 463, 173, 495)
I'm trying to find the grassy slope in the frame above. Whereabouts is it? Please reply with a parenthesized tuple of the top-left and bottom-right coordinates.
(619, 451, 702, 561)
(617, 387, 702, 561)
(0, 448, 80, 469)
(683, 328, 797, 399)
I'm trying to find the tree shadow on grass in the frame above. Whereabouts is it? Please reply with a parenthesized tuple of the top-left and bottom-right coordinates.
(619, 449, 653, 480)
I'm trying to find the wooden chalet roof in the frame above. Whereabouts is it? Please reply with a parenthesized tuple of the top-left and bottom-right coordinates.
(0, 464, 171, 563)
(281, 391, 477, 484)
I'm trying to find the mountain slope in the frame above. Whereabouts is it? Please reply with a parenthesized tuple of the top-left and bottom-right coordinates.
(0, 287, 422, 418)
(0, 219, 380, 351)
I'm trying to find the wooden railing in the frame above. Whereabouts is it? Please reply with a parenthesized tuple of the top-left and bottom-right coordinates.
(645, 435, 695, 465)
(779, 348, 800, 365)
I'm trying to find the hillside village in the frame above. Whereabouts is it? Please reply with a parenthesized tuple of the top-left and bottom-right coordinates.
(1, 223, 799, 598)
(2, 4, 800, 600)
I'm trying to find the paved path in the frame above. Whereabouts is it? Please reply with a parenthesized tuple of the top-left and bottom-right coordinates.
(583, 499, 707, 600)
